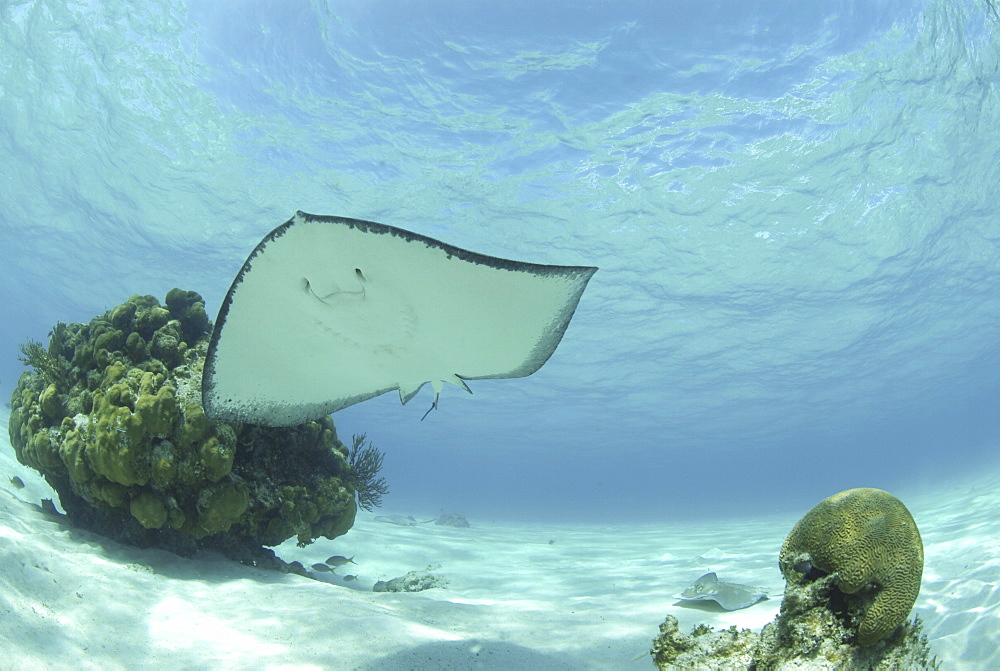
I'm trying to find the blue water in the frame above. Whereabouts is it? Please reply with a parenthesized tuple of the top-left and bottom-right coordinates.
(2, 0, 998, 523)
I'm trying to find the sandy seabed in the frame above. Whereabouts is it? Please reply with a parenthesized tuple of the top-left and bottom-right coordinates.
(1, 409, 997, 670)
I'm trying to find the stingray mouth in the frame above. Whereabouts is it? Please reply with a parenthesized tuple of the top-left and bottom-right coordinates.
(303, 276, 366, 304)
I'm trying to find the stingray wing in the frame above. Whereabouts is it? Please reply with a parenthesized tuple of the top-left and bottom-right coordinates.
(202, 212, 596, 426)
(713, 582, 767, 610)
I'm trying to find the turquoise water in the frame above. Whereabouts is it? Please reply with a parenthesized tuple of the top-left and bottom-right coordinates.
(2, 0, 998, 520)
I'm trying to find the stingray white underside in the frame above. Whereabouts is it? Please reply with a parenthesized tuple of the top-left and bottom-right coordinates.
(202, 212, 596, 426)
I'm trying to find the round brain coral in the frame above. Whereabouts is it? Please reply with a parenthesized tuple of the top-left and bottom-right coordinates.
(779, 487, 923, 646)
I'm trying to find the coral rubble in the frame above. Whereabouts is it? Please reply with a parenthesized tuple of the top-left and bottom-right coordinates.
(650, 596, 935, 670)
(651, 616, 757, 669)
(372, 570, 448, 593)
(753, 572, 935, 669)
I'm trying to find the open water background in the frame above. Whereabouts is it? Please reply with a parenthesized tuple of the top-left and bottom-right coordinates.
(2, 0, 999, 521)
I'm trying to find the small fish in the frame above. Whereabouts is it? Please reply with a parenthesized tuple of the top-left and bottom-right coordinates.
(311, 563, 333, 572)
(325, 555, 357, 568)
(343, 574, 358, 582)
(9, 476, 25, 489)
(677, 572, 768, 611)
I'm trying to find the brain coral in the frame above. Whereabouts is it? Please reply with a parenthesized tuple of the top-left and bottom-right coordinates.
(779, 487, 923, 646)
(9, 290, 358, 564)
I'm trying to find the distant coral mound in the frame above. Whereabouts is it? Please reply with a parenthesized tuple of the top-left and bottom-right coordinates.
(434, 512, 470, 527)
(9, 290, 357, 566)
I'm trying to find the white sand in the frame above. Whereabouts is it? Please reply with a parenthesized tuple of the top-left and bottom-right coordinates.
(1, 408, 997, 669)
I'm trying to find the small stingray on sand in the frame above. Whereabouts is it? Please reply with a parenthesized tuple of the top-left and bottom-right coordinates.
(374, 514, 432, 526)
(677, 572, 769, 610)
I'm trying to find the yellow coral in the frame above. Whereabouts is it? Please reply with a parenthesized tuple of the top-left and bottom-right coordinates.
(39, 383, 64, 420)
(134, 371, 177, 436)
(8, 290, 358, 555)
(196, 484, 249, 537)
(779, 488, 923, 646)
(29, 432, 62, 471)
(59, 417, 93, 482)
(130, 492, 168, 529)
(181, 402, 210, 444)
(198, 436, 234, 481)
(86, 396, 147, 486)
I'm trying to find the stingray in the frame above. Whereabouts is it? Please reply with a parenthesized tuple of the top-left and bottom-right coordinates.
(373, 515, 430, 526)
(202, 212, 597, 426)
(677, 572, 768, 611)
